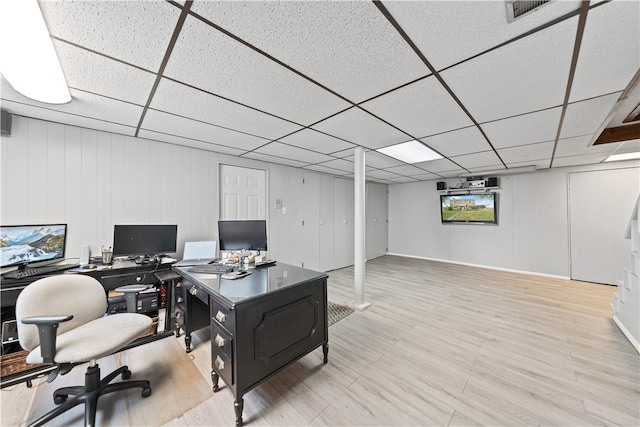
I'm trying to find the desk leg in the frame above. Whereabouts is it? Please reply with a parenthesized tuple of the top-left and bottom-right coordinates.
(323, 343, 329, 363)
(234, 398, 244, 426)
(211, 370, 219, 392)
(185, 334, 192, 353)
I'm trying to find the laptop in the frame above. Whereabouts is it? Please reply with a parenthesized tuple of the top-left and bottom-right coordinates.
(173, 241, 217, 267)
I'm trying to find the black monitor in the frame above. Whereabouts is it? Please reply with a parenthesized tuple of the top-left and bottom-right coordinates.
(112, 224, 177, 257)
(218, 220, 267, 251)
(0, 224, 68, 270)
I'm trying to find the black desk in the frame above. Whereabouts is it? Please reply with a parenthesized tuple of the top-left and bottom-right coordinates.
(173, 263, 328, 426)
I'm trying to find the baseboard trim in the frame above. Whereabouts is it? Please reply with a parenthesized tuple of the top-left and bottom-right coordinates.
(613, 315, 640, 354)
(386, 252, 570, 281)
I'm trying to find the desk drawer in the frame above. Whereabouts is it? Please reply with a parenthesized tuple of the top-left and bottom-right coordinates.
(211, 343, 233, 386)
(183, 281, 208, 305)
(210, 298, 235, 334)
(211, 322, 233, 360)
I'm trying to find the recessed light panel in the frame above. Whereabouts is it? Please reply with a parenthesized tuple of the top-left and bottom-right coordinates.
(604, 151, 640, 162)
(376, 140, 442, 164)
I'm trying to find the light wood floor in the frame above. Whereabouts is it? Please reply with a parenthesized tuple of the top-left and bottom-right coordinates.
(3, 255, 639, 426)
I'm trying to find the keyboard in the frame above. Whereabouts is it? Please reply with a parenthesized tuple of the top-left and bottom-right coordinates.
(2, 263, 80, 280)
(188, 263, 235, 274)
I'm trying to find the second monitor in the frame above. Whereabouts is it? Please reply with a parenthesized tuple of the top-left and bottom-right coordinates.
(218, 220, 267, 252)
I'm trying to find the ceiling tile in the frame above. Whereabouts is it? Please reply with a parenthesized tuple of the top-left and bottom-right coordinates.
(552, 152, 610, 167)
(163, 14, 350, 125)
(420, 126, 491, 157)
(450, 151, 504, 171)
(1, 100, 136, 136)
(312, 107, 409, 149)
(53, 40, 156, 106)
(505, 159, 553, 170)
(366, 169, 404, 180)
(433, 169, 468, 179)
(361, 76, 473, 138)
(387, 176, 420, 184)
(497, 141, 554, 164)
(315, 159, 357, 174)
(141, 110, 269, 151)
(384, 0, 582, 70)
(412, 158, 463, 174)
(482, 107, 562, 149)
(1, 79, 143, 127)
(342, 150, 406, 169)
(253, 142, 335, 164)
(570, 1, 640, 102)
(242, 152, 310, 168)
(384, 164, 430, 177)
(608, 84, 640, 127)
(138, 129, 246, 156)
(560, 93, 620, 139)
(303, 164, 352, 176)
(150, 78, 301, 140)
(190, 1, 427, 103)
(441, 16, 577, 123)
(40, 0, 180, 71)
(409, 173, 443, 181)
(555, 134, 631, 161)
(614, 139, 640, 155)
(278, 129, 356, 154)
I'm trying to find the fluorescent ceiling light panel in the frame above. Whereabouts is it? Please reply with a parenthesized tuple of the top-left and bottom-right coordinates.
(604, 152, 640, 162)
(0, 0, 71, 104)
(377, 140, 442, 164)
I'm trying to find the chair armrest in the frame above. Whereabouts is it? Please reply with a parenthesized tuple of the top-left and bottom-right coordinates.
(115, 284, 150, 313)
(21, 315, 73, 364)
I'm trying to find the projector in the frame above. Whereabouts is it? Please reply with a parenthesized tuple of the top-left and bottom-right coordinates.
(463, 180, 485, 188)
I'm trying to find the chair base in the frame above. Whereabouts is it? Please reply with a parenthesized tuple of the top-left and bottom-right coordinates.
(28, 363, 151, 427)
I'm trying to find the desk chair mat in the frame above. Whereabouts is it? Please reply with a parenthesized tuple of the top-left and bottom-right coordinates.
(28, 336, 211, 426)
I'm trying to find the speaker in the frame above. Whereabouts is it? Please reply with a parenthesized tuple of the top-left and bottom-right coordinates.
(486, 177, 498, 187)
(1, 110, 11, 136)
(80, 245, 91, 265)
(436, 181, 446, 190)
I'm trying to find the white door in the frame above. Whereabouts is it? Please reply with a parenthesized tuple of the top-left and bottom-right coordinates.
(569, 167, 639, 284)
(318, 175, 335, 272)
(334, 178, 354, 269)
(366, 182, 389, 260)
(220, 165, 266, 220)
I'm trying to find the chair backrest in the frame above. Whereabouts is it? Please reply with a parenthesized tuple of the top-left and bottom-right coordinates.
(15, 275, 108, 351)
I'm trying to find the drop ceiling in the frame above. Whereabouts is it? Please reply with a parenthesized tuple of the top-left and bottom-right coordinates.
(1, 0, 639, 184)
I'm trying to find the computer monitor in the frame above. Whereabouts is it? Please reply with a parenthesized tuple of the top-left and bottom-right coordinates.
(0, 224, 68, 270)
(218, 220, 267, 251)
(112, 224, 177, 257)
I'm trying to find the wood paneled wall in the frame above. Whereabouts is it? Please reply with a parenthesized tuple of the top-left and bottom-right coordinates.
(1, 115, 220, 261)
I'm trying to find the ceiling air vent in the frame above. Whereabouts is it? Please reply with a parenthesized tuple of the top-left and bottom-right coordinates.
(506, 0, 552, 22)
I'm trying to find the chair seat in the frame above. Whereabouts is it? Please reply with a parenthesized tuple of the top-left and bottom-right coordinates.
(26, 313, 152, 364)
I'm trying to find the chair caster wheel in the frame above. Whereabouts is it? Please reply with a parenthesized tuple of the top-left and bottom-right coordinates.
(54, 394, 68, 404)
(142, 387, 152, 398)
(122, 369, 132, 380)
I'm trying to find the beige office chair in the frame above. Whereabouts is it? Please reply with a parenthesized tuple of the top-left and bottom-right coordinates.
(16, 274, 153, 427)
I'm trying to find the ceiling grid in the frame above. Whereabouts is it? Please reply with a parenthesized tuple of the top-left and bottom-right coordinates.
(0, 0, 638, 184)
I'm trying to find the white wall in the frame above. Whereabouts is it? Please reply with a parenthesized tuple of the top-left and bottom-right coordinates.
(0, 115, 368, 273)
(389, 163, 640, 281)
(0, 116, 267, 262)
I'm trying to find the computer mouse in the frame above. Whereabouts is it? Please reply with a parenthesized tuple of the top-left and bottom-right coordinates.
(82, 264, 96, 269)
(221, 271, 250, 280)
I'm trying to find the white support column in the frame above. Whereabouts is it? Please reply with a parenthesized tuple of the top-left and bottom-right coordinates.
(352, 147, 371, 311)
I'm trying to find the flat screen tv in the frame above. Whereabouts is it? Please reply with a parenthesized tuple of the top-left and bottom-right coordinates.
(0, 224, 68, 269)
(218, 220, 267, 251)
(440, 193, 497, 225)
(112, 224, 177, 257)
